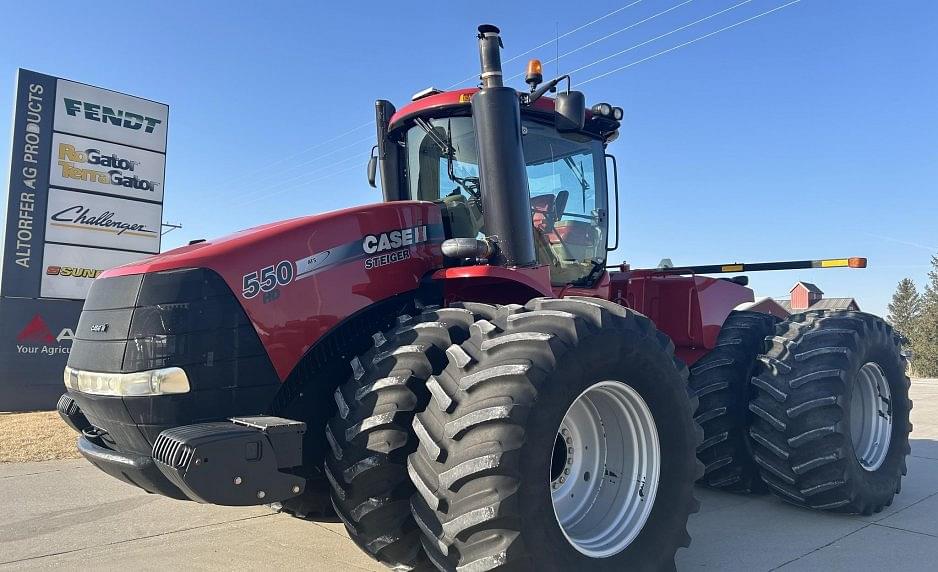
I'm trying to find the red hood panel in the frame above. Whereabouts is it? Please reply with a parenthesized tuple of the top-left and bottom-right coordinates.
(102, 201, 445, 381)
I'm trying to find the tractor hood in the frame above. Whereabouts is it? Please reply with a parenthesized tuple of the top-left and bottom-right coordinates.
(93, 200, 446, 380)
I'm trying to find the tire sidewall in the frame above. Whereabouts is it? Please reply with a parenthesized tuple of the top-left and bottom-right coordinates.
(842, 329, 910, 504)
(515, 327, 697, 571)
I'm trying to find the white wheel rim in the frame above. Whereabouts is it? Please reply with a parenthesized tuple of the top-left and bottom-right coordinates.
(850, 362, 893, 471)
(549, 380, 660, 558)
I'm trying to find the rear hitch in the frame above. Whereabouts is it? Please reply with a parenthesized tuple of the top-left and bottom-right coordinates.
(152, 416, 306, 506)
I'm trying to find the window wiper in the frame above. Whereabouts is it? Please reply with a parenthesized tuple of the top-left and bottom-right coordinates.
(414, 117, 480, 199)
(563, 156, 590, 195)
(573, 258, 607, 287)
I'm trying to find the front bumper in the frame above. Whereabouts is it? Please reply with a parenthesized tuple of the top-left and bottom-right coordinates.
(64, 395, 307, 506)
(78, 433, 190, 499)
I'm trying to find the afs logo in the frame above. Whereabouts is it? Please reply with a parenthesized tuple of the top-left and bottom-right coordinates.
(16, 315, 74, 356)
(17, 315, 57, 344)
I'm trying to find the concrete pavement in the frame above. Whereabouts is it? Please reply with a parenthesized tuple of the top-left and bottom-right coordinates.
(3, 380, 937, 571)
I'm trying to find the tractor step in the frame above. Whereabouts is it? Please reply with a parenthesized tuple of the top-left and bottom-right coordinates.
(152, 416, 307, 506)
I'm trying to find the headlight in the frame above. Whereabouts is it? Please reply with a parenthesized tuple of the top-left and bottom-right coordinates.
(63, 366, 190, 396)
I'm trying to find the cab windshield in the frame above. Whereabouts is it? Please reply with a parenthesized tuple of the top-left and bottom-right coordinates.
(404, 116, 608, 286)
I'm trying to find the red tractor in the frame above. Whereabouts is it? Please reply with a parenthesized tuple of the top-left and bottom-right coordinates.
(59, 25, 910, 571)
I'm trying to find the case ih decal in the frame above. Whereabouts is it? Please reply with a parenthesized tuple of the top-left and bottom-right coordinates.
(362, 225, 428, 254)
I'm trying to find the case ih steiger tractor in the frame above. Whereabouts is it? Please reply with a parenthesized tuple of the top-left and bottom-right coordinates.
(58, 25, 910, 571)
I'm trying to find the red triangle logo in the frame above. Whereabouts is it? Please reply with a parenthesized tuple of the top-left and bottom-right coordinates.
(17, 314, 56, 344)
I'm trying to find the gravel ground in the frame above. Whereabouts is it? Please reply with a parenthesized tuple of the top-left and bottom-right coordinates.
(0, 411, 81, 463)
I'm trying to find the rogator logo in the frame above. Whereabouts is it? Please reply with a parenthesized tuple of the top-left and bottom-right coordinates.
(56, 143, 158, 192)
(16, 314, 73, 356)
(46, 265, 102, 279)
(63, 98, 162, 133)
(50, 205, 157, 237)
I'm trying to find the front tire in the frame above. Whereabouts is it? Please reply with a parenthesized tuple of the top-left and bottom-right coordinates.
(408, 297, 702, 571)
(325, 306, 477, 570)
(749, 310, 912, 514)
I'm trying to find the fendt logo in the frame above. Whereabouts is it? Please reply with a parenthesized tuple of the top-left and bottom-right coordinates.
(56, 142, 159, 192)
(15, 314, 74, 356)
(63, 98, 162, 133)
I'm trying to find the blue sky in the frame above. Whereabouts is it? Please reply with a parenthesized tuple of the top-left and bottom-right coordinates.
(1, 0, 935, 316)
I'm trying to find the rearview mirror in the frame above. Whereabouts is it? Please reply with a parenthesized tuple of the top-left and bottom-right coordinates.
(367, 146, 378, 188)
(555, 91, 585, 132)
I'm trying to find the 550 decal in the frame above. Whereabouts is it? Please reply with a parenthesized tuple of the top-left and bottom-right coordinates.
(242, 260, 294, 299)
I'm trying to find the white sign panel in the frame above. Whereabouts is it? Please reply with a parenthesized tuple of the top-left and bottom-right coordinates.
(53, 79, 169, 153)
(40, 243, 146, 299)
(49, 133, 165, 202)
(45, 188, 162, 253)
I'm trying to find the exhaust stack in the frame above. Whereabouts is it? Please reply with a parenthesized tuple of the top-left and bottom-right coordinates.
(471, 24, 537, 267)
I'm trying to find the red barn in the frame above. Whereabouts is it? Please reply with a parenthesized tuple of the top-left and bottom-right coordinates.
(778, 281, 860, 313)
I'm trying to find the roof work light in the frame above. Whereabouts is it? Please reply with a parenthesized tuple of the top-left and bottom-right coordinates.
(525, 59, 543, 90)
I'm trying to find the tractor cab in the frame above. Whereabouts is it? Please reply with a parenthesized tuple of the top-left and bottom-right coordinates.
(371, 56, 622, 288)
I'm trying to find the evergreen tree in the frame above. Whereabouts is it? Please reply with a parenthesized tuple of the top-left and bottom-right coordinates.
(888, 277, 921, 339)
(913, 255, 938, 377)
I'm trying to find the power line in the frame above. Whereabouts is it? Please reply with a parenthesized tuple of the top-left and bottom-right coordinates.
(225, 145, 371, 203)
(227, 3, 646, 201)
(239, 0, 798, 205)
(507, 0, 697, 82)
(233, 160, 371, 208)
(202, 120, 374, 199)
(566, 0, 756, 79)
(446, 0, 646, 88)
(579, 0, 802, 85)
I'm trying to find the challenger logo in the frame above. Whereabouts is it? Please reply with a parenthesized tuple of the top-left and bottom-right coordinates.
(46, 265, 103, 279)
(50, 205, 157, 237)
(56, 143, 158, 192)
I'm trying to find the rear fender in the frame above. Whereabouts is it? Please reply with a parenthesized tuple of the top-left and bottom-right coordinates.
(433, 265, 553, 306)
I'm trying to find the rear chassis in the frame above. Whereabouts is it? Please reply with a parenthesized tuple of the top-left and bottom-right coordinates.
(59, 268, 308, 506)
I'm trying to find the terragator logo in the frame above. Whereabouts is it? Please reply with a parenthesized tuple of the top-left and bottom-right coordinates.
(56, 143, 158, 192)
(63, 98, 162, 133)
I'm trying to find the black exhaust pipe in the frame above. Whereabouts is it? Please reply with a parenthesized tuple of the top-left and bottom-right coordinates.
(375, 100, 404, 202)
(472, 25, 537, 267)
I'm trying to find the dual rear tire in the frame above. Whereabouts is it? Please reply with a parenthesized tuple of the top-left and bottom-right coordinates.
(691, 309, 912, 516)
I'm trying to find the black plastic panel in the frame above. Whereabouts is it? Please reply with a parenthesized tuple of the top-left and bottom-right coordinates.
(137, 268, 231, 305)
(75, 308, 135, 342)
(81, 274, 144, 311)
(122, 324, 267, 371)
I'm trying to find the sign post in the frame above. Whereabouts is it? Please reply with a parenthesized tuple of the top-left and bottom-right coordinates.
(0, 69, 168, 411)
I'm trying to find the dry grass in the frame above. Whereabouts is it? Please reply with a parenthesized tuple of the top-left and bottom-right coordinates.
(0, 411, 81, 463)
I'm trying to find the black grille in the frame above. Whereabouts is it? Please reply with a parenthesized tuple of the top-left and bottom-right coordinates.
(66, 268, 281, 455)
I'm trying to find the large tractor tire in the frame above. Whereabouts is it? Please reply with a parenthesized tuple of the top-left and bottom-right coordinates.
(690, 310, 780, 493)
(408, 297, 702, 572)
(324, 306, 478, 570)
(749, 310, 912, 514)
